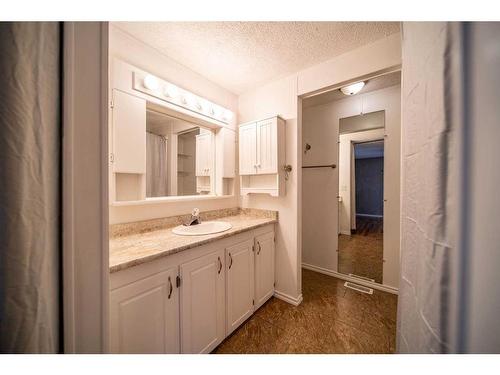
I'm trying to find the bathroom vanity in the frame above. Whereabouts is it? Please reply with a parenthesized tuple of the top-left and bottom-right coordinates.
(108, 59, 283, 354)
(109, 208, 277, 354)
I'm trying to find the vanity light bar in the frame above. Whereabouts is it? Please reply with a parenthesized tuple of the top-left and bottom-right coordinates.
(137, 73, 233, 124)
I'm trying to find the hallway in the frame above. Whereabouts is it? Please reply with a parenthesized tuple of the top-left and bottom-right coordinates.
(214, 269, 397, 354)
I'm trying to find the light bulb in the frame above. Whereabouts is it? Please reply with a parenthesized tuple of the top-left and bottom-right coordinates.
(195, 99, 203, 111)
(164, 84, 179, 99)
(180, 93, 189, 106)
(143, 74, 160, 91)
(340, 81, 365, 96)
(223, 109, 233, 121)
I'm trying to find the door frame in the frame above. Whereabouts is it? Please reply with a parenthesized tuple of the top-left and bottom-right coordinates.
(350, 137, 385, 231)
(300, 67, 401, 293)
(63, 22, 109, 353)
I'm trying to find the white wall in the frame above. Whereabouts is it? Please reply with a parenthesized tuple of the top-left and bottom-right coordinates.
(301, 102, 340, 274)
(239, 75, 301, 303)
(109, 25, 239, 224)
(238, 34, 401, 302)
(464, 22, 500, 353)
(302, 84, 401, 289)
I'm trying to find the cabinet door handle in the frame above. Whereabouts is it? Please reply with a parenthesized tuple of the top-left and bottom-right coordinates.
(257, 242, 261, 255)
(167, 276, 173, 299)
(218, 256, 222, 274)
(228, 253, 233, 269)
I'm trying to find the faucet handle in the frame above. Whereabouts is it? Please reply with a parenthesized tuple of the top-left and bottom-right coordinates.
(192, 208, 200, 217)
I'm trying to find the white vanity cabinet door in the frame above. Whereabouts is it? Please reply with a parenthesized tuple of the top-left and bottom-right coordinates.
(112, 89, 146, 174)
(256, 118, 278, 174)
(254, 231, 275, 309)
(226, 238, 255, 335)
(180, 249, 225, 354)
(195, 133, 212, 176)
(239, 123, 257, 175)
(109, 267, 180, 354)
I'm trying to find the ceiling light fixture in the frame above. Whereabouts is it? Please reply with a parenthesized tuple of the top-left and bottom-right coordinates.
(340, 81, 365, 96)
(135, 71, 233, 124)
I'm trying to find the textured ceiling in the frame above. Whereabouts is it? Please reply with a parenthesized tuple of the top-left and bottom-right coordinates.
(303, 71, 401, 108)
(114, 22, 400, 94)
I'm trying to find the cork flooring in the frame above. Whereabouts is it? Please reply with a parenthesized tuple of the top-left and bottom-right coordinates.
(213, 268, 397, 354)
(338, 216, 384, 283)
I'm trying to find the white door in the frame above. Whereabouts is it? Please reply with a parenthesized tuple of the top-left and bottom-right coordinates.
(226, 239, 255, 335)
(109, 268, 180, 354)
(238, 123, 257, 175)
(254, 231, 275, 309)
(256, 118, 278, 174)
(112, 89, 146, 173)
(180, 249, 225, 353)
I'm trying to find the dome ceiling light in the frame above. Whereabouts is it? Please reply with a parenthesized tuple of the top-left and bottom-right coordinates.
(340, 81, 365, 96)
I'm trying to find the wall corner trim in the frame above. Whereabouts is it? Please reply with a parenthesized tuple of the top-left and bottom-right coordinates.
(273, 290, 303, 306)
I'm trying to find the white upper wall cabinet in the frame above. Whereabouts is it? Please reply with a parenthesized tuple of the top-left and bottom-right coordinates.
(256, 118, 278, 174)
(195, 133, 213, 177)
(238, 123, 257, 175)
(112, 89, 146, 174)
(238, 116, 286, 197)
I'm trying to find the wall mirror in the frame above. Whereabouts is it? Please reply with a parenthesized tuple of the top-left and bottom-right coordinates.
(337, 110, 385, 283)
(146, 104, 215, 198)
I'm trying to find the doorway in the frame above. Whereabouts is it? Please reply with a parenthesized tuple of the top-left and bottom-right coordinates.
(338, 136, 384, 283)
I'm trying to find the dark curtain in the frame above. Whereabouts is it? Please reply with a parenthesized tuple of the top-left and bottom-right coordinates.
(0, 22, 62, 353)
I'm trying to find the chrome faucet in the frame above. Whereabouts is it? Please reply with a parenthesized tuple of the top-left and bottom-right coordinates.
(184, 208, 201, 226)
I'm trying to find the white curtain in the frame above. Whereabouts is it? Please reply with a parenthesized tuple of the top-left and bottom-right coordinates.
(0, 22, 61, 353)
(146, 132, 168, 197)
(398, 22, 462, 353)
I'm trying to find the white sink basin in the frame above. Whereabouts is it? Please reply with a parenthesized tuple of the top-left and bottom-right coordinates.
(172, 221, 232, 236)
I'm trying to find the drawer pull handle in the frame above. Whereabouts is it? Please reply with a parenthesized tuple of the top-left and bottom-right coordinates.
(229, 253, 233, 269)
(167, 276, 173, 299)
(218, 256, 222, 274)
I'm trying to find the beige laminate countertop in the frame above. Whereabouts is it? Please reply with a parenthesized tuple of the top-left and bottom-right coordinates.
(109, 214, 277, 273)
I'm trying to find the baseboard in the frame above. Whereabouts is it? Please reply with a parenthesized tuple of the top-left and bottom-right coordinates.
(273, 290, 303, 306)
(301, 263, 398, 295)
(356, 213, 383, 218)
(339, 230, 352, 236)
